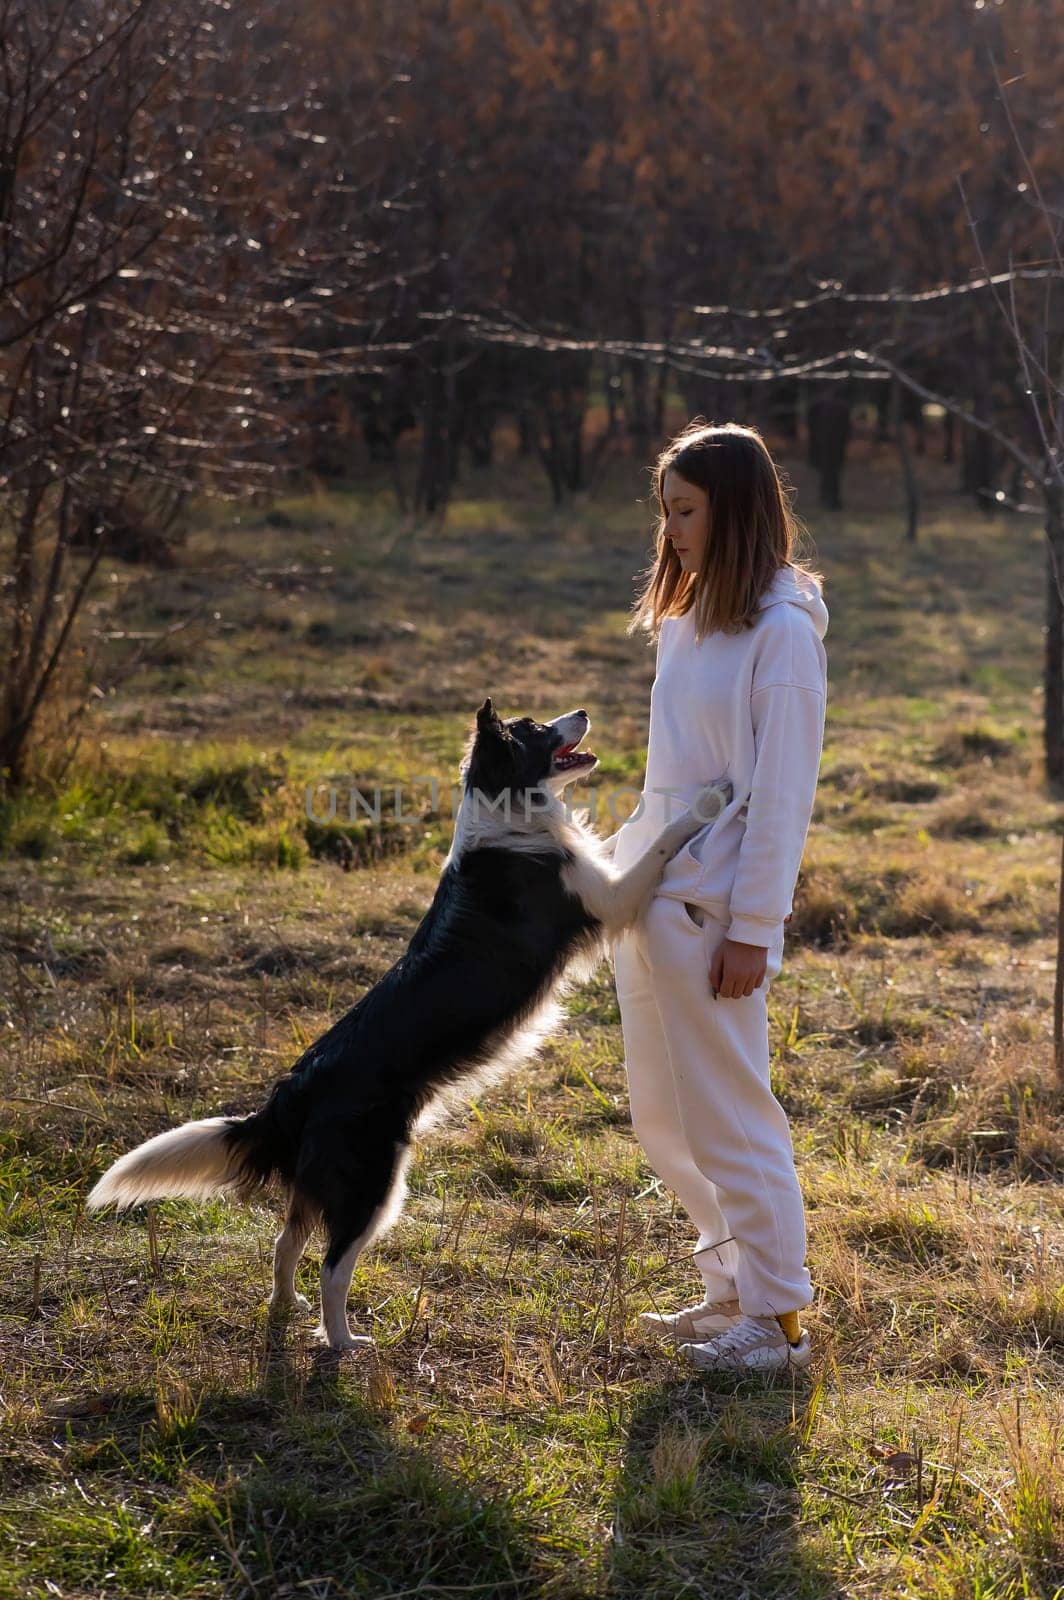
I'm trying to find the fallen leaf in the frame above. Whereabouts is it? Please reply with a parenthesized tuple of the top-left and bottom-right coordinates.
(46, 1391, 122, 1420)
(868, 1441, 919, 1473)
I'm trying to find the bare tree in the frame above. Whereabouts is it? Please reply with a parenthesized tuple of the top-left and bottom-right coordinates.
(959, 83, 1064, 1078)
(0, 0, 391, 784)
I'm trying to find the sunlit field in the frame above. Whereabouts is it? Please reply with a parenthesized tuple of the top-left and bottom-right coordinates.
(1, 441, 1062, 1599)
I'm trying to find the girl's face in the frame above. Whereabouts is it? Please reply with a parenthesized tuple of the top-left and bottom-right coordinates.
(661, 468, 709, 574)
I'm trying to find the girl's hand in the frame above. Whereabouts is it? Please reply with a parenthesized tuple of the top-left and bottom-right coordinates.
(710, 938, 768, 999)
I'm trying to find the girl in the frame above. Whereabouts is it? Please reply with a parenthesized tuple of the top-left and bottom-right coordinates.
(608, 420, 827, 1373)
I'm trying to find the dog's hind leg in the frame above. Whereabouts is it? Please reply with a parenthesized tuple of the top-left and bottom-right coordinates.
(313, 1138, 413, 1352)
(268, 1197, 314, 1315)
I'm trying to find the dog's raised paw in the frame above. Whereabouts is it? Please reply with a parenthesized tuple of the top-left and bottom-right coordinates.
(693, 779, 732, 821)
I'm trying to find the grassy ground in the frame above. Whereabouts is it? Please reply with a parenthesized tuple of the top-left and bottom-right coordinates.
(1, 440, 1063, 1598)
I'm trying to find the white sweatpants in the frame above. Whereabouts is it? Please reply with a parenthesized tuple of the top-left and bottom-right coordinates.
(613, 894, 812, 1318)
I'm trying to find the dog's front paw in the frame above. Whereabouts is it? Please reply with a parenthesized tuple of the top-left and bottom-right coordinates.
(692, 778, 732, 823)
(663, 780, 733, 850)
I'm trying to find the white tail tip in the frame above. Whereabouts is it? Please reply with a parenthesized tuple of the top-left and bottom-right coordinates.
(87, 1117, 238, 1211)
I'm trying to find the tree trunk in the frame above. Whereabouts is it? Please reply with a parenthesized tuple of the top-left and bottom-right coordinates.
(763, 379, 799, 440)
(807, 390, 851, 511)
(1054, 477, 1064, 1085)
(1056, 820, 1064, 1086)
(1046, 477, 1064, 1087)
(0, 706, 30, 789)
(962, 422, 996, 512)
(652, 354, 669, 436)
(415, 353, 455, 517)
(890, 375, 920, 543)
(961, 340, 995, 512)
(1046, 485, 1064, 791)
(511, 405, 528, 456)
(626, 357, 651, 442)
(605, 357, 622, 434)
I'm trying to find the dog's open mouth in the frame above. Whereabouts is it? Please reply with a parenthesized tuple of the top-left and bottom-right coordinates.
(552, 735, 597, 773)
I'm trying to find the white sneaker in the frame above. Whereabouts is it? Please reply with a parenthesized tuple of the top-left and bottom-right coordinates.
(682, 1313, 813, 1373)
(639, 1295, 742, 1342)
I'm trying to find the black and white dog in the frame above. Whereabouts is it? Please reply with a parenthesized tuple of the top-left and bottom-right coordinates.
(89, 702, 730, 1350)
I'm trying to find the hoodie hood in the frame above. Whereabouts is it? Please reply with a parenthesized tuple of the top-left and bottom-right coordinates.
(758, 564, 828, 640)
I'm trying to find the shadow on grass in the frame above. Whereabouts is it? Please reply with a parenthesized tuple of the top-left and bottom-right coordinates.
(606, 1377, 843, 1600)
(206, 1327, 567, 1598)
(14, 1320, 845, 1599)
(10, 1326, 572, 1600)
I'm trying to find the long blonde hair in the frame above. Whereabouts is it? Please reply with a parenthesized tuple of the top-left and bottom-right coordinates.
(628, 420, 822, 644)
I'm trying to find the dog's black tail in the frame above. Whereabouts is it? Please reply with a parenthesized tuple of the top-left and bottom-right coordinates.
(86, 1114, 281, 1212)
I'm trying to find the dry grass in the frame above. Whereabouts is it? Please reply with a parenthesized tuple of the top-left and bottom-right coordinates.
(1, 445, 1063, 1598)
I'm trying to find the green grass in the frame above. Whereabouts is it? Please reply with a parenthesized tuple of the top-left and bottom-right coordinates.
(2, 442, 1063, 1597)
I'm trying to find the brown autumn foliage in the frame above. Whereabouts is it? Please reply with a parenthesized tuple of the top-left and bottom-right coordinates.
(1, 0, 1061, 780)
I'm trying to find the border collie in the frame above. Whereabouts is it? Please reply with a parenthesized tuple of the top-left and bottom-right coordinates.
(88, 701, 731, 1350)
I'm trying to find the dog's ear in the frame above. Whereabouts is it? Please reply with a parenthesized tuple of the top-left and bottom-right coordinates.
(476, 697, 502, 734)
(467, 696, 515, 795)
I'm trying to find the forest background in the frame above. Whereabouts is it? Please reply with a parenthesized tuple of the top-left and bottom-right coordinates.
(2, 3, 1064, 1597)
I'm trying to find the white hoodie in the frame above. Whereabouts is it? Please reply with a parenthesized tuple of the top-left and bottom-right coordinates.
(610, 565, 828, 947)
